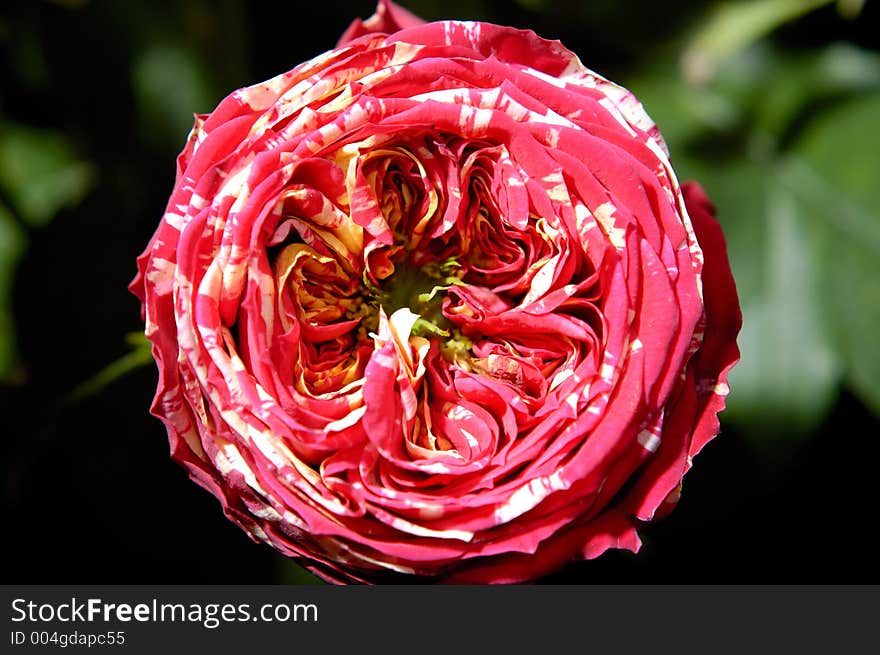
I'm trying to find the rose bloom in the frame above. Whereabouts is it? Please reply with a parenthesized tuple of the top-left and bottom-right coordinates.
(132, 1, 741, 583)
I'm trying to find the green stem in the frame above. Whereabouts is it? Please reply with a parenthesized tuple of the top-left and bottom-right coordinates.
(66, 337, 153, 404)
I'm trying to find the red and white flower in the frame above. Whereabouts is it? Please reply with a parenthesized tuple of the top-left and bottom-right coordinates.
(132, 0, 741, 583)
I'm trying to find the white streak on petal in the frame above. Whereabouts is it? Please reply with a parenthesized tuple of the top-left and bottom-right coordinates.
(165, 212, 185, 230)
(594, 201, 626, 249)
(637, 429, 661, 453)
(146, 258, 176, 296)
(599, 97, 638, 137)
(325, 405, 367, 433)
(494, 471, 569, 524)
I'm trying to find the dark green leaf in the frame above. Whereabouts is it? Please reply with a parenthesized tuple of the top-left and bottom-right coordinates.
(0, 122, 96, 227)
(786, 93, 880, 414)
(723, 183, 841, 437)
(681, 0, 834, 85)
(0, 203, 26, 383)
(744, 43, 880, 141)
(132, 43, 217, 150)
(66, 332, 154, 403)
(633, 42, 880, 164)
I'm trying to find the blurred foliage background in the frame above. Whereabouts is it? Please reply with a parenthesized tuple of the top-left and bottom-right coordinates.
(1, 0, 877, 583)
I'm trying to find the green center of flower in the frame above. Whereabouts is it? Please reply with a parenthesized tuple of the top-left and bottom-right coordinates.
(382, 259, 461, 337)
(353, 257, 471, 359)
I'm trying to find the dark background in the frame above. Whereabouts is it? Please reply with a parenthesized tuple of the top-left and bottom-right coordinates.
(1, 0, 878, 583)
